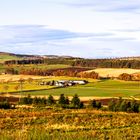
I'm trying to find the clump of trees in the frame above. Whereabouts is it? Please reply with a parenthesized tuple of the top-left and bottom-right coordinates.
(118, 73, 133, 81)
(108, 98, 140, 113)
(7, 94, 140, 113)
(78, 71, 99, 79)
(89, 99, 102, 109)
(4, 59, 43, 65)
(19, 94, 103, 110)
(118, 73, 140, 81)
(20, 94, 84, 109)
(20, 94, 55, 106)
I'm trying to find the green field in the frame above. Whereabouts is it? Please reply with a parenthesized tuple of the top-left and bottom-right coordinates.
(12, 64, 71, 71)
(22, 80, 140, 97)
(0, 75, 139, 98)
(0, 54, 21, 63)
(0, 77, 137, 98)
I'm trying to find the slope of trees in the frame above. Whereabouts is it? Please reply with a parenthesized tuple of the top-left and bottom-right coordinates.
(8, 67, 99, 79)
(4, 58, 140, 69)
(72, 59, 140, 69)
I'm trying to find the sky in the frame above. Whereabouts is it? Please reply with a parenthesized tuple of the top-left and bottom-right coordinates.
(0, 0, 140, 58)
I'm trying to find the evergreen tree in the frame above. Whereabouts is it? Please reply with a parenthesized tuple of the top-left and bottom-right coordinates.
(58, 94, 66, 105)
(71, 94, 81, 108)
(96, 102, 102, 109)
(65, 97, 70, 105)
(131, 101, 139, 113)
(79, 101, 84, 109)
(47, 95, 55, 105)
(92, 100, 97, 108)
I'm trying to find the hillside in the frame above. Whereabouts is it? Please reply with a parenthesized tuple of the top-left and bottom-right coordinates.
(0, 52, 21, 63)
(118, 56, 140, 60)
(1, 52, 140, 69)
(0, 52, 42, 63)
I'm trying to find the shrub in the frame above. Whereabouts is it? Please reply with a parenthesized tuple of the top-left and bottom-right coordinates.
(0, 99, 11, 109)
(47, 95, 55, 105)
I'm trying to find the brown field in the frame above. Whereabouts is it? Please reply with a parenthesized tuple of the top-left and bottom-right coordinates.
(86, 68, 140, 77)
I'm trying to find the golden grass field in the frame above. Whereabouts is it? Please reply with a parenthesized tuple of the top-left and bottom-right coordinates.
(0, 74, 97, 83)
(0, 74, 46, 82)
(87, 68, 140, 77)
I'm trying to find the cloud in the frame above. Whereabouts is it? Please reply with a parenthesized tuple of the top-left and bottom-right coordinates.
(0, 25, 78, 45)
(59, 0, 140, 13)
(0, 25, 139, 58)
(0, 25, 114, 45)
(114, 28, 140, 32)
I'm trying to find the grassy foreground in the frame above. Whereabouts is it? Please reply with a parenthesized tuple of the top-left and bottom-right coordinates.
(0, 108, 140, 140)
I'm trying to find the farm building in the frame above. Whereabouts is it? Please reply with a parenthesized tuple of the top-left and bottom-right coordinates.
(72, 80, 88, 85)
(39, 80, 88, 87)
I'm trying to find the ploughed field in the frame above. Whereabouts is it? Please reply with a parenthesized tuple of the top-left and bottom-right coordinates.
(0, 108, 140, 140)
(0, 75, 140, 98)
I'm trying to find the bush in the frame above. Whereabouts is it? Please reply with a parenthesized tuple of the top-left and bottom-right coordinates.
(0, 99, 11, 109)
(108, 98, 140, 113)
(89, 99, 102, 109)
(20, 94, 33, 104)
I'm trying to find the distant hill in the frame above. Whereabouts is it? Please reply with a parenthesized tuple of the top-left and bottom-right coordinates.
(116, 56, 140, 61)
(0, 52, 78, 63)
(0, 52, 42, 63)
(0, 52, 21, 63)
(0, 51, 140, 67)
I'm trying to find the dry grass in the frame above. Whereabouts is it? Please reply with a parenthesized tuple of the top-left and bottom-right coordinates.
(86, 68, 140, 77)
(0, 74, 46, 82)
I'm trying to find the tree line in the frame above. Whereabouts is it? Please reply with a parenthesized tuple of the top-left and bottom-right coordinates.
(20, 95, 140, 113)
(5, 67, 99, 79)
(4, 58, 140, 69)
(72, 59, 140, 69)
(109, 97, 140, 113)
(1, 94, 140, 113)
(20, 94, 102, 109)
(20, 94, 84, 109)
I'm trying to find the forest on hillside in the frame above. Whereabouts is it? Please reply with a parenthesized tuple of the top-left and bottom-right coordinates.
(4, 58, 140, 69)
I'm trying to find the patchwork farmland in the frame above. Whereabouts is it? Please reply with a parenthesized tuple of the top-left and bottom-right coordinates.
(0, 53, 140, 140)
